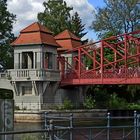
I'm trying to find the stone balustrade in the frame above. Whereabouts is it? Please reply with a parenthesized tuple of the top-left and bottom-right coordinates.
(7, 69, 60, 81)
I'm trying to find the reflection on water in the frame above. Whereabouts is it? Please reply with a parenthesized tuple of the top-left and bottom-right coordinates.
(13, 121, 134, 140)
(14, 122, 42, 130)
(14, 122, 43, 140)
(14, 122, 70, 140)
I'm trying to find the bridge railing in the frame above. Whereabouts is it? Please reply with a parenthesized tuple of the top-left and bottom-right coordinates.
(62, 67, 140, 80)
(1, 111, 140, 140)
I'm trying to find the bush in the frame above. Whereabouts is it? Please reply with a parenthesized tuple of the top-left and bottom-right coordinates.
(127, 103, 140, 110)
(94, 92, 110, 108)
(0, 89, 13, 99)
(83, 95, 96, 109)
(109, 94, 128, 109)
(59, 98, 74, 110)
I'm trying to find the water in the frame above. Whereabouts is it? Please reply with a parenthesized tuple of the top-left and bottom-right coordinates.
(14, 122, 42, 140)
(13, 121, 134, 140)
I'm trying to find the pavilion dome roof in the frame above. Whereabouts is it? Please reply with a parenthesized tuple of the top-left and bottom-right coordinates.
(55, 29, 82, 51)
(55, 29, 80, 41)
(11, 22, 60, 47)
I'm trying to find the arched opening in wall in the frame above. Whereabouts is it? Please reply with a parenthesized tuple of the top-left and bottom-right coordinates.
(22, 52, 33, 69)
(0, 89, 13, 99)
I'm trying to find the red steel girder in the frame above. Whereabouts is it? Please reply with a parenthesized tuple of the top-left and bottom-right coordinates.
(58, 30, 140, 85)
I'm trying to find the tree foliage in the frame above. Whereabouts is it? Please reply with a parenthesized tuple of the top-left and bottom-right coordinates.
(88, 0, 140, 105)
(91, 0, 140, 38)
(109, 93, 128, 109)
(83, 95, 96, 109)
(0, 0, 16, 68)
(0, 89, 13, 99)
(71, 12, 87, 39)
(38, 0, 72, 35)
(38, 0, 87, 39)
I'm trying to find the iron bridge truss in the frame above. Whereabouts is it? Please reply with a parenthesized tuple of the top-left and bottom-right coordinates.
(58, 30, 140, 86)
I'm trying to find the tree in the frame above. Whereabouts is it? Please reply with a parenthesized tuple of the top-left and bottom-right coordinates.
(71, 12, 87, 39)
(38, 0, 73, 35)
(127, 85, 140, 102)
(91, 0, 140, 38)
(90, 0, 140, 104)
(0, 0, 16, 68)
(38, 0, 87, 39)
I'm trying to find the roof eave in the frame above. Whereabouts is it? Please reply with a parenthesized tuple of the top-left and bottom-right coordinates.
(55, 37, 81, 41)
(11, 42, 61, 48)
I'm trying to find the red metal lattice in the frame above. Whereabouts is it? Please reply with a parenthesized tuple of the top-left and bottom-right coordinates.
(58, 30, 140, 86)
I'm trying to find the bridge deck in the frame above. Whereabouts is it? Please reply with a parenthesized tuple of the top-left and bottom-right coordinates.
(61, 68, 140, 86)
(61, 77, 140, 86)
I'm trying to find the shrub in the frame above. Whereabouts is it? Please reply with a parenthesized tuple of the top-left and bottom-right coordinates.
(60, 98, 74, 110)
(83, 95, 96, 109)
(109, 94, 128, 109)
(127, 103, 140, 110)
(0, 89, 13, 99)
(94, 92, 110, 108)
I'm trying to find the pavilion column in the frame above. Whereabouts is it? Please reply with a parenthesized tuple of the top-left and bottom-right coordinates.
(36, 51, 44, 69)
(14, 53, 19, 69)
(33, 52, 36, 69)
(37, 52, 41, 69)
(40, 51, 43, 69)
(20, 53, 22, 69)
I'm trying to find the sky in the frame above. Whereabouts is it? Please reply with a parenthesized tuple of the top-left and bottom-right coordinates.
(7, 0, 105, 41)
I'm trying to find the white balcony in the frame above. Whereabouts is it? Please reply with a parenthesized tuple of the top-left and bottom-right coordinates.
(7, 69, 60, 81)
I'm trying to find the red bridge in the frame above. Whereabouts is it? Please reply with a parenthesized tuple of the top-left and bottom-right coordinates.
(59, 30, 140, 86)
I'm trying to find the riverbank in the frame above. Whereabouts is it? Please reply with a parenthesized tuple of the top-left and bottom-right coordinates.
(14, 109, 107, 123)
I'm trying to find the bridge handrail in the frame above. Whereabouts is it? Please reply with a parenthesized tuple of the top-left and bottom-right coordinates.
(62, 67, 140, 79)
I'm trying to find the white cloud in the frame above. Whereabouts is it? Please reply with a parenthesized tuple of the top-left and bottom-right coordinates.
(7, 0, 95, 39)
(65, 0, 95, 28)
(7, 0, 45, 35)
(65, 0, 96, 40)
